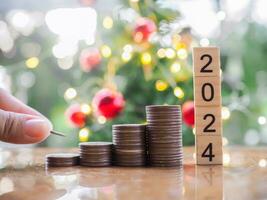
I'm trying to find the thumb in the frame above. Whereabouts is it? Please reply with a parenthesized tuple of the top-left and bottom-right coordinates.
(0, 109, 52, 144)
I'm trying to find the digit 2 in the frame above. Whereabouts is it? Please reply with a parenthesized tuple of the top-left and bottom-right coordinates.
(203, 114, 216, 133)
(201, 143, 215, 161)
(200, 54, 213, 73)
(201, 83, 214, 101)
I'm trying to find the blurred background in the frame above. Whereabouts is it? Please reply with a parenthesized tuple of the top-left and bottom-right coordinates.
(0, 0, 266, 147)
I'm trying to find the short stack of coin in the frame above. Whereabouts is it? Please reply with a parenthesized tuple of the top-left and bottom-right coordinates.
(79, 142, 112, 167)
(112, 124, 147, 166)
(146, 105, 183, 167)
(45, 153, 80, 167)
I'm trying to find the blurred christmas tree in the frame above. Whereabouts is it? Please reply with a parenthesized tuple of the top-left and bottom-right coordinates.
(2, 0, 267, 147)
(64, 0, 196, 145)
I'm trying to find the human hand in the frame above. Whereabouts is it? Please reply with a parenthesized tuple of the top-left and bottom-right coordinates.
(0, 88, 52, 144)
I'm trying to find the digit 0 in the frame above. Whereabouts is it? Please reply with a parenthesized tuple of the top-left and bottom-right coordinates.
(201, 83, 214, 101)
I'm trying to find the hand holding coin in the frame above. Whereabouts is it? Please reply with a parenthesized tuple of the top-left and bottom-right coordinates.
(0, 88, 53, 144)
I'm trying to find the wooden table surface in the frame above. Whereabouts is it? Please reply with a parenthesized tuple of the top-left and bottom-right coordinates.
(0, 147, 266, 200)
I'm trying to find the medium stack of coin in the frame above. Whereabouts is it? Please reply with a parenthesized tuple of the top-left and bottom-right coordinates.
(146, 105, 183, 167)
(45, 153, 80, 167)
(79, 142, 112, 167)
(112, 124, 147, 166)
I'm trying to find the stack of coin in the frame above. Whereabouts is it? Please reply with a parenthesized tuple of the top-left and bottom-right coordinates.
(112, 124, 147, 166)
(146, 105, 183, 167)
(79, 142, 112, 167)
(45, 153, 80, 167)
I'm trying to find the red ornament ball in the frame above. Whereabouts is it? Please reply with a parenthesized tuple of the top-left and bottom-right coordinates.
(182, 101, 195, 127)
(92, 89, 125, 119)
(79, 48, 101, 72)
(133, 18, 156, 43)
(65, 104, 87, 127)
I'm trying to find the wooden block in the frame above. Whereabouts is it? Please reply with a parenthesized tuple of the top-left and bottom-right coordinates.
(193, 47, 220, 77)
(194, 76, 221, 106)
(196, 135, 222, 165)
(195, 106, 222, 136)
(195, 165, 223, 200)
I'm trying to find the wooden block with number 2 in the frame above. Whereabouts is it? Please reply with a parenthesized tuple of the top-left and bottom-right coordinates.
(196, 136, 222, 165)
(193, 47, 220, 77)
(195, 106, 222, 136)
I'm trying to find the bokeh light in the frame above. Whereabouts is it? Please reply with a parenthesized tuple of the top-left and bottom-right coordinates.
(64, 88, 77, 100)
(155, 80, 168, 91)
(170, 62, 181, 73)
(141, 52, 152, 65)
(103, 16, 113, 29)
(173, 86, 185, 99)
(101, 45, 112, 58)
(81, 103, 92, 115)
(79, 128, 90, 142)
(25, 57, 39, 69)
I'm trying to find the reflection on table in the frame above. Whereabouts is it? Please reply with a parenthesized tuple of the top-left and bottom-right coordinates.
(0, 147, 265, 200)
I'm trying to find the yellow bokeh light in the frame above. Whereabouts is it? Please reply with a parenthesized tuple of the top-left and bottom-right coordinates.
(155, 80, 168, 92)
(165, 48, 176, 59)
(141, 52, 152, 65)
(173, 86, 184, 99)
(222, 107, 231, 120)
(157, 48, 166, 58)
(121, 52, 132, 62)
(79, 128, 90, 142)
(170, 62, 181, 73)
(101, 45, 112, 58)
(81, 103, 92, 115)
(175, 42, 187, 50)
(26, 57, 39, 69)
(98, 116, 107, 124)
(64, 88, 77, 100)
(177, 48, 188, 60)
(103, 16, 113, 29)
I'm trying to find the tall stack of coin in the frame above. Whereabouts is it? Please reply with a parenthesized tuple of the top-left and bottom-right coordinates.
(45, 153, 80, 167)
(79, 142, 112, 167)
(112, 124, 147, 166)
(146, 105, 183, 166)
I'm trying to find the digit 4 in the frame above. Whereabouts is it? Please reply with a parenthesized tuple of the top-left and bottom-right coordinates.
(201, 143, 215, 162)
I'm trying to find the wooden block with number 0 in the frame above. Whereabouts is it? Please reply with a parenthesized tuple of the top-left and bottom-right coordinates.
(194, 76, 221, 106)
(196, 136, 222, 165)
(193, 47, 220, 77)
(195, 106, 222, 136)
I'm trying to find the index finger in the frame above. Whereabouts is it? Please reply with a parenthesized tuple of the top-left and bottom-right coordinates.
(0, 88, 45, 118)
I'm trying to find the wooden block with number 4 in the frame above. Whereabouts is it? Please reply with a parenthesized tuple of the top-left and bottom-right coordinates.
(195, 106, 222, 136)
(193, 47, 220, 77)
(194, 76, 221, 106)
(196, 136, 222, 165)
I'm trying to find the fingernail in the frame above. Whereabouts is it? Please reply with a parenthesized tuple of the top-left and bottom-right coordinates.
(24, 119, 52, 138)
